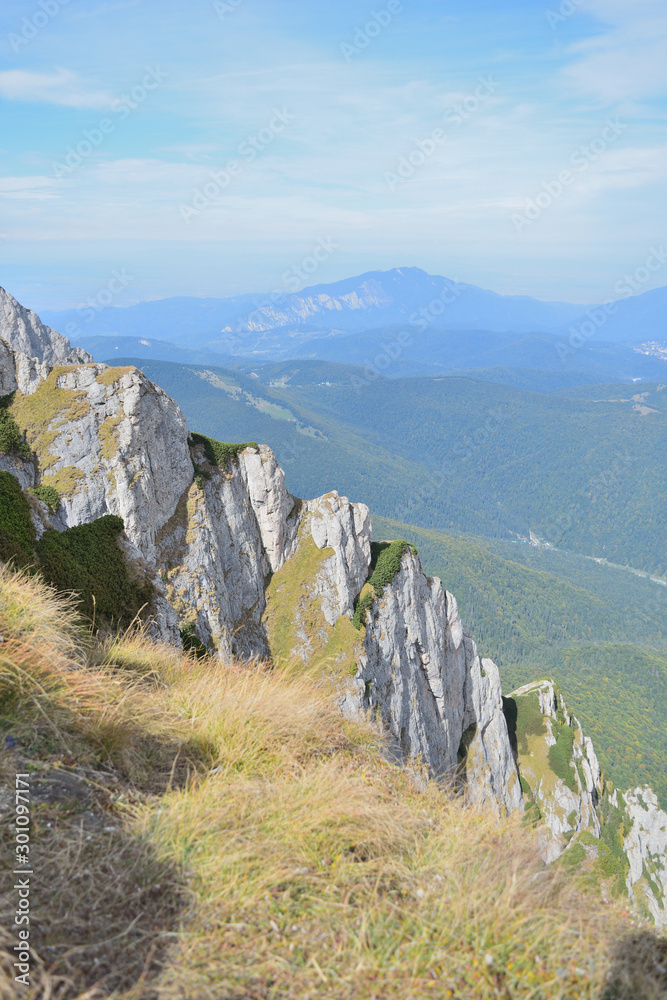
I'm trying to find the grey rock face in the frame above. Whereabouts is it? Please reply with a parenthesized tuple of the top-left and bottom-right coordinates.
(37, 365, 193, 563)
(623, 787, 667, 929)
(155, 449, 286, 659)
(464, 654, 523, 812)
(238, 446, 302, 572)
(308, 492, 372, 624)
(344, 549, 522, 811)
(0, 453, 34, 490)
(0, 286, 92, 394)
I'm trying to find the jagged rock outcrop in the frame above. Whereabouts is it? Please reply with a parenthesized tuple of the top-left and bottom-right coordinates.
(623, 787, 667, 929)
(510, 680, 602, 862)
(0, 286, 92, 395)
(508, 680, 667, 927)
(346, 551, 522, 812)
(308, 492, 372, 624)
(262, 510, 521, 812)
(13, 364, 193, 561)
(155, 441, 301, 657)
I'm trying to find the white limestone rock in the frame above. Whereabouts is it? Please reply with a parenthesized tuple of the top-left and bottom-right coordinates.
(0, 286, 92, 395)
(30, 364, 193, 563)
(154, 452, 279, 659)
(308, 491, 372, 624)
(464, 653, 523, 812)
(346, 548, 522, 811)
(623, 786, 667, 929)
(238, 446, 301, 572)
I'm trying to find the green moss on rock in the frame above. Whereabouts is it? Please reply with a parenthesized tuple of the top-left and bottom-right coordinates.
(189, 432, 258, 470)
(353, 539, 417, 630)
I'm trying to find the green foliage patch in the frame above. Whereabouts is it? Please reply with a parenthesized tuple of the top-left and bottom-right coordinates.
(36, 515, 154, 628)
(548, 722, 577, 792)
(594, 792, 630, 898)
(189, 432, 258, 470)
(0, 471, 36, 566)
(513, 693, 546, 756)
(179, 621, 208, 659)
(30, 484, 60, 512)
(352, 540, 417, 630)
(0, 394, 30, 459)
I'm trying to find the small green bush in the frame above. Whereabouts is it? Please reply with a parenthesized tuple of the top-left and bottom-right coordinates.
(548, 722, 577, 792)
(0, 471, 36, 566)
(560, 842, 586, 869)
(30, 484, 60, 512)
(0, 394, 30, 459)
(352, 539, 417, 630)
(179, 620, 208, 659)
(352, 590, 375, 630)
(190, 433, 258, 470)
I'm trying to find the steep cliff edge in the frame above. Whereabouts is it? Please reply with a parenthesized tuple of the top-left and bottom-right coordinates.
(507, 680, 667, 928)
(262, 501, 522, 812)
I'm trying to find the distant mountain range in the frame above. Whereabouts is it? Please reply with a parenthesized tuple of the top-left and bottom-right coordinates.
(39, 267, 667, 384)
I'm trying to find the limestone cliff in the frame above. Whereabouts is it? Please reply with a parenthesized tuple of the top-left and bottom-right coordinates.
(507, 680, 667, 928)
(263, 502, 522, 812)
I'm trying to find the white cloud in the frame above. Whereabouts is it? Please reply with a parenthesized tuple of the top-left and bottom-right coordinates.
(563, 1, 667, 102)
(0, 175, 59, 199)
(0, 69, 114, 108)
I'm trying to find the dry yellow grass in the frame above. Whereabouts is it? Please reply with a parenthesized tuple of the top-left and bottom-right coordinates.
(0, 565, 664, 999)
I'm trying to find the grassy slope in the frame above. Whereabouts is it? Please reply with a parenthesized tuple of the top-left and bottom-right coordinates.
(373, 514, 667, 809)
(122, 358, 667, 576)
(1, 564, 660, 999)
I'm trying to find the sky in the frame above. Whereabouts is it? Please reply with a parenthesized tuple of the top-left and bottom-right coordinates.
(0, 0, 666, 310)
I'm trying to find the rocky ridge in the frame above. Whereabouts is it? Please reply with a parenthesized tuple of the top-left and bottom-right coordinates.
(508, 680, 667, 928)
(1, 289, 666, 925)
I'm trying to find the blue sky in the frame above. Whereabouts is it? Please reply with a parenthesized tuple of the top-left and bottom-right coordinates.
(0, 0, 666, 309)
